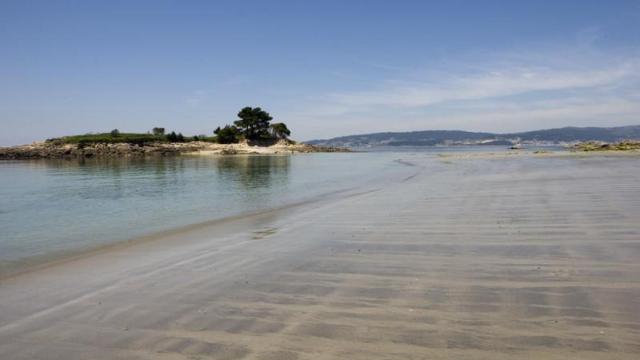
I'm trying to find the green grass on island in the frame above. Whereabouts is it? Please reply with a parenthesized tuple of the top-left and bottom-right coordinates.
(48, 132, 215, 146)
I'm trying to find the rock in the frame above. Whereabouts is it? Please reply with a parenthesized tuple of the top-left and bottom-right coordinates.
(0, 140, 351, 160)
(572, 140, 640, 152)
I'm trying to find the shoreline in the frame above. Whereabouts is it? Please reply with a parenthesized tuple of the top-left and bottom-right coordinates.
(436, 148, 640, 160)
(0, 141, 351, 160)
(3, 140, 640, 160)
(0, 183, 380, 282)
(2, 149, 637, 279)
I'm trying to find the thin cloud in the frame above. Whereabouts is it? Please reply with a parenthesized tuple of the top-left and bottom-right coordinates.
(328, 61, 636, 109)
(288, 45, 640, 139)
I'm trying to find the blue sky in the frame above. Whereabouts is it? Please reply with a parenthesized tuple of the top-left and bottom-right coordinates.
(1, 0, 639, 145)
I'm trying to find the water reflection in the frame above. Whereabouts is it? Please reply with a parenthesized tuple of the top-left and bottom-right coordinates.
(36, 155, 292, 191)
(29, 156, 291, 202)
(215, 155, 291, 190)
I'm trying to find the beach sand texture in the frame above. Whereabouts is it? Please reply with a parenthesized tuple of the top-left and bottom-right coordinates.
(0, 154, 639, 359)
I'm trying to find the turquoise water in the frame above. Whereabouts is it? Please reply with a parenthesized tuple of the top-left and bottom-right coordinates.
(0, 153, 410, 272)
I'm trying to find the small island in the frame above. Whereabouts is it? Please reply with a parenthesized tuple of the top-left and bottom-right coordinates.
(0, 107, 349, 159)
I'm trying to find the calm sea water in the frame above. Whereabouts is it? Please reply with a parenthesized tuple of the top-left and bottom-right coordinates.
(0, 152, 415, 273)
(1, 146, 553, 273)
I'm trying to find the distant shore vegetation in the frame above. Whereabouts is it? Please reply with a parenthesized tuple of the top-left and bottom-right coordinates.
(46, 106, 292, 146)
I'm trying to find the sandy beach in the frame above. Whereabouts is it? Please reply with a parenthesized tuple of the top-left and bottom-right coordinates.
(1, 152, 639, 359)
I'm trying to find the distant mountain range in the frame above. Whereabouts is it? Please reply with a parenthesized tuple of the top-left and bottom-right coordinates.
(306, 125, 640, 147)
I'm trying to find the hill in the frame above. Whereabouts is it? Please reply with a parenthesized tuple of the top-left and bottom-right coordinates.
(306, 125, 640, 147)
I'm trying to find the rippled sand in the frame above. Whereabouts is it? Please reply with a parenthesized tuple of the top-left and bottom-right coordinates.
(1, 153, 639, 359)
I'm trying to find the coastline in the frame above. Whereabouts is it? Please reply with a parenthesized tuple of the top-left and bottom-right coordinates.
(0, 141, 351, 160)
(2, 149, 637, 279)
(436, 148, 640, 160)
(0, 184, 380, 281)
(4, 139, 640, 160)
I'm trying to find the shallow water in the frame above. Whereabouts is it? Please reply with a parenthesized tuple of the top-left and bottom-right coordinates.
(0, 152, 412, 271)
(1, 150, 638, 359)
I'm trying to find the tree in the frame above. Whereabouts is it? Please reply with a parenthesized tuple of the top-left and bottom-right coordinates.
(110, 129, 120, 137)
(166, 131, 178, 142)
(152, 127, 165, 136)
(269, 123, 291, 140)
(176, 133, 185, 142)
(214, 125, 240, 144)
(233, 107, 273, 141)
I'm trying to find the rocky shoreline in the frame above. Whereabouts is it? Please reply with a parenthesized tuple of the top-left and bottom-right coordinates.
(570, 140, 640, 152)
(0, 141, 350, 160)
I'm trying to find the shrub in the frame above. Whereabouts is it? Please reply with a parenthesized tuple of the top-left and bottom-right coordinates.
(214, 125, 240, 144)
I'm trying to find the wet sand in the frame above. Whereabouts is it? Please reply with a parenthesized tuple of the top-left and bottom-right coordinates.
(1, 153, 639, 359)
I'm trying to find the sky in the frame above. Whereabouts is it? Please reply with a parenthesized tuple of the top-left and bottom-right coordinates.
(1, 0, 640, 145)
